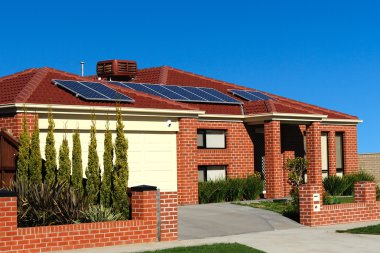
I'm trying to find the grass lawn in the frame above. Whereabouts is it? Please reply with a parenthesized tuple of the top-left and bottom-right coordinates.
(337, 224, 380, 235)
(323, 196, 354, 205)
(140, 243, 265, 253)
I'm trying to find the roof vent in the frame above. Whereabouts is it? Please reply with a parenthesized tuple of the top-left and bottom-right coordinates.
(96, 59, 137, 81)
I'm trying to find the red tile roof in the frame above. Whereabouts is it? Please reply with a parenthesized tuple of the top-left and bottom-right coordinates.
(0, 65, 358, 120)
(0, 67, 197, 111)
(133, 66, 358, 119)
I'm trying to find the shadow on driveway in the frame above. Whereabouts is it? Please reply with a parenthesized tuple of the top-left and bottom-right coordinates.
(178, 202, 302, 240)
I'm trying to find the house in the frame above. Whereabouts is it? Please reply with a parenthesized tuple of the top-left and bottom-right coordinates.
(0, 60, 361, 205)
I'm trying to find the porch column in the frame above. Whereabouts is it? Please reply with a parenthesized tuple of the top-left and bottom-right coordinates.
(305, 122, 322, 185)
(264, 120, 283, 198)
(328, 131, 337, 176)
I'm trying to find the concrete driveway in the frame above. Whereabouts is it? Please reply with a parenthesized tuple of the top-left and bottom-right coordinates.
(178, 202, 301, 240)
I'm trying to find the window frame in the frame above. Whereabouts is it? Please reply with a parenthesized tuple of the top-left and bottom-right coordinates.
(197, 129, 227, 149)
(335, 132, 344, 175)
(198, 165, 227, 182)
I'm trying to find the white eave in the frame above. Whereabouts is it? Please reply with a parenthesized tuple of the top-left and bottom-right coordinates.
(0, 103, 205, 118)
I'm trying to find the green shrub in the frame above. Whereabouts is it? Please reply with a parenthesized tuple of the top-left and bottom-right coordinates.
(376, 186, 380, 201)
(323, 176, 350, 196)
(79, 205, 121, 223)
(198, 173, 263, 204)
(343, 171, 375, 195)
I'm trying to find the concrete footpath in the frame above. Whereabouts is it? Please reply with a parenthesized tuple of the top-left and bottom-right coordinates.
(58, 220, 380, 253)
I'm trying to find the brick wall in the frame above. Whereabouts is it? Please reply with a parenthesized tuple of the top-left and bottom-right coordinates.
(0, 187, 178, 253)
(0, 113, 36, 138)
(359, 153, 380, 185)
(177, 118, 254, 205)
(299, 182, 379, 226)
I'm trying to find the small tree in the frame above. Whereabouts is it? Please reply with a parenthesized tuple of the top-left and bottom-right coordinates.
(45, 107, 56, 185)
(71, 129, 83, 194)
(101, 118, 113, 207)
(17, 111, 30, 183)
(286, 157, 308, 189)
(85, 114, 100, 205)
(112, 108, 129, 218)
(57, 133, 71, 185)
(29, 114, 42, 185)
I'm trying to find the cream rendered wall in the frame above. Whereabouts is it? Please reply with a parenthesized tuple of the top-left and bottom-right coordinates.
(39, 115, 178, 191)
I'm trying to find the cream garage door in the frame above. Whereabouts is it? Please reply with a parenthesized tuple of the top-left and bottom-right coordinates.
(127, 132, 177, 192)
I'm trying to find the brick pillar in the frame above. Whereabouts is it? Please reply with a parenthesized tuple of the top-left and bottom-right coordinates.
(344, 126, 359, 174)
(306, 122, 322, 185)
(264, 120, 283, 198)
(299, 184, 323, 226)
(282, 151, 295, 196)
(354, 181, 377, 205)
(328, 131, 336, 176)
(0, 191, 18, 252)
(160, 192, 178, 241)
(177, 118, 198, 205)
(131, 186, 157, 221)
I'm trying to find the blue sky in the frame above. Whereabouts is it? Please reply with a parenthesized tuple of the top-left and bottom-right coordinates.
(1, 1, 379, 153)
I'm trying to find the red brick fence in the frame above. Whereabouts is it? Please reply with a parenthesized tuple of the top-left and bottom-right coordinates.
(0, 186, 178, 253)
(299, 181, 380, 226)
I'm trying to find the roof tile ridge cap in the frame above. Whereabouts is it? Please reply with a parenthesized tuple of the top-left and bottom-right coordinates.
(161, 66, 249, 89)
(15, 68, 50, 103)
(272, 94, 358, 119)
(0, 68, 37, 82)
(43, 67, 96, 81)
(265, 100, 276, 113)
(158, 66, 169, 84)
(105, 82, 199, 111)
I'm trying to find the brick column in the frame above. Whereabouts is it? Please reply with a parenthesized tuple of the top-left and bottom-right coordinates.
(328, 131, 336, 176)
(0, 190, 18, 252)
(264, 120, 283, 198)
(282, 151, 295, 196)
(177, 118, 198, 205)
(299, 184, 323, 226)
(131, 185, 157, 221)
(306, 122, 322, 185)
(344, 126, 359, 174)
(354, 181, 377, 205)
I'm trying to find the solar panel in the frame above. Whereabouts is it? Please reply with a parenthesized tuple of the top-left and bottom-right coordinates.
(229, 89, 273, 101)
(109, 81, 242, 105)
(53, 80, 134, 103)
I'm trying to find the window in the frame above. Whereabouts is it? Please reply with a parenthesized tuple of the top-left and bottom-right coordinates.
(198, 165, 226, 182)
(321, 132, 329, 179)
(336, 133, 344, 176)
(197, 130, 226, 149)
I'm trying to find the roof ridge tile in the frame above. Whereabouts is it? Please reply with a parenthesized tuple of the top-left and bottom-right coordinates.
(15, 68, 50, 103)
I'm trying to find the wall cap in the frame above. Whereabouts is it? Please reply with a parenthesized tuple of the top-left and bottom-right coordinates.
(0, 190, 17, 197)
(131, 185, 157, 192)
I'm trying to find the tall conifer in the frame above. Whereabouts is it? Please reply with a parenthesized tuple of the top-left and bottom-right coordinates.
(101, 117, 113, 207)
(17, 111, 30, 183)
(71, 129, 83, 194)
(86, 114, 100, 204)
(112, 108, 129, 218)
(58, 133, 71, 185)
(29, 114, 42, 185)
(45, 107, 56, 185)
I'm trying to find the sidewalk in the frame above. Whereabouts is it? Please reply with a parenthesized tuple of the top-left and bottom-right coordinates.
(55, 221, 380, 253)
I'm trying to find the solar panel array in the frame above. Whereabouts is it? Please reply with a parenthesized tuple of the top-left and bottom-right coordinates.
(53, 80, 134, 103)
(229, 89, 273, 101)
(109, 82, 242, 105)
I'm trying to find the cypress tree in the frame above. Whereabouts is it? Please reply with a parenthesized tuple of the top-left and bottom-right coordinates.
(86, 114, 100, 204)
(17, 111, 30, 183)
(45, 107, 56, 185)
(101, 118, 113, 207)
(71, 129, 83, 194)
(29, 114, 42, 185)
(112, 108, 129, 218)
(57, 134, 71, 185)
